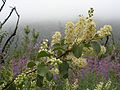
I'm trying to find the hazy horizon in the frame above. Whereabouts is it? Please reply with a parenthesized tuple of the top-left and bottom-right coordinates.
(0, 0, 120, 22)
(0, 0, 120, 39)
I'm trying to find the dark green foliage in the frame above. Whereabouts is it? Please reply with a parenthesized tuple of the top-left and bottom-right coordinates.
(27, 61, 36, 68)
(36, 75, 44, 87)
(91, 41, 101, 55)
(59, 61, 69, 79)
(6, 83, 16, 90)
(72, 43, 84, 58)
(37, 51, 51, 58)
(46, 72, 53, 81)
(37, 63, 49, 77)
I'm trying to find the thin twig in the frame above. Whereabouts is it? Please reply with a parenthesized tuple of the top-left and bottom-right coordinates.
(0, 0, 6, 12)
(2, 7, 20, 53)
(1, 7, 17, 28)
(0, 7, 20, 64)
(26, 68, 37, 75)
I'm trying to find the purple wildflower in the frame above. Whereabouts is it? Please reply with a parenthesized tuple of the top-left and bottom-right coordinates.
(12, 57, 27, 77)
(79, 56, 120, 81)
(53, 74, 59, 81)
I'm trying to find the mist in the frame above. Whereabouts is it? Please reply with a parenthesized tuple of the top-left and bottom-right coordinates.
(1, 0, 120, 21)
(0, 0, 120, 39)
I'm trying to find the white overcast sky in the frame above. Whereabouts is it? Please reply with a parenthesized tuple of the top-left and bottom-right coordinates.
(0, 0, 120, 22)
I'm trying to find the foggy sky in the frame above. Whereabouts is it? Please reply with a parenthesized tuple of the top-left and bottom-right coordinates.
(0, 0, 120, 22)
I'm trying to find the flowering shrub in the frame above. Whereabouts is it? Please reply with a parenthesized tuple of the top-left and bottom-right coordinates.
(0, 8, 119, 90)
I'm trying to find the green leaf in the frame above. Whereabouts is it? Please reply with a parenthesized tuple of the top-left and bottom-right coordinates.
(46, 72, 53, 81)
(52, 42, 65, 51)
(27, 61, 36, 68)
(52, 46, 65, 51)
(37, 63, 49, 76)
(36, 75, 44, 87)
(59, 61, 69, 79)
(91, 41, 101, 54)
(72, 43, 84, 58)
(52, 43, 61, 47)
(37, 51, 51, 58)
(60, 39, 65, 46)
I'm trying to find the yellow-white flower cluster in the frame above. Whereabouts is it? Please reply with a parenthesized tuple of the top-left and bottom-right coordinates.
(50, 9, 112, 54)
(82, 18, 96, 42)
(47, 57, 62, 66)
(50, 68, 59, 74)
(94, 80, 112, 90)
(63, 9, 112, 46)
(103, 80, 111, 90)
(39, 39, 48, 52)
(75, 17, 86, 43)
(48, 57, 62, 74)
(77, 58, 87, 68)
(83, 45, 106, 57)
(83, 47, 96, 57)
(66, 53, 87, 68)
(96, 25, 112, 39)
(94, 82, 104, 90)
(99, 46, 106, 55)
(14, 73, 27, 86)
(65, 22, 75, 45)
(64, 16, 97, 46)
(51, 31, 61, 46)
(75, 17, 85, 33)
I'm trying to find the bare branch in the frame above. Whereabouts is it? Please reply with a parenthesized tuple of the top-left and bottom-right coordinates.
(0, 7, 20, 64)
(2, 7, 20, 53)
(0, 7, 17, 28)
(0, 0, 6, 12)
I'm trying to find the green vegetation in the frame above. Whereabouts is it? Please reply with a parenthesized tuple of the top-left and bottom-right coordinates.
(0, 1, 120, 90)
